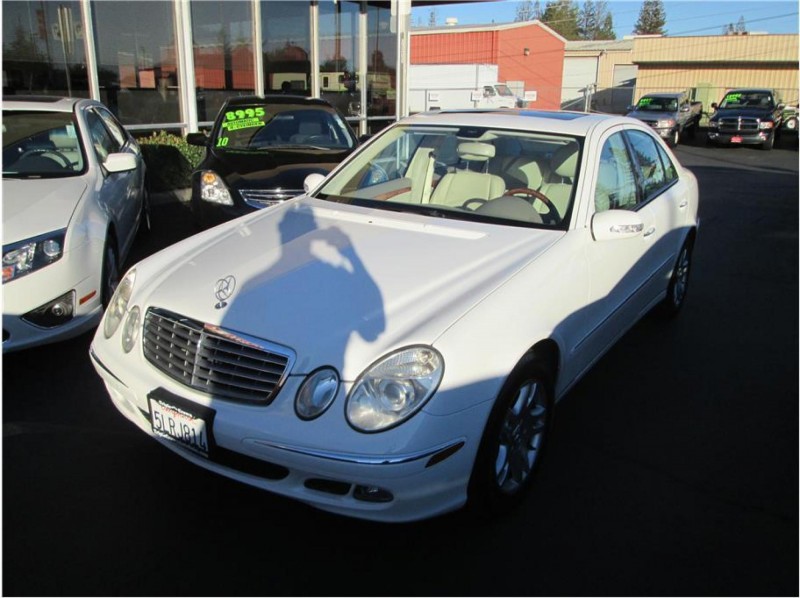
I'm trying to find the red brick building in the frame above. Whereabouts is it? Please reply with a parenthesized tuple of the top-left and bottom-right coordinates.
(410, 20, 567, 110)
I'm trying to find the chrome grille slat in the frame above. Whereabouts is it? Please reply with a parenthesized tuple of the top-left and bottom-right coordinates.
(240, 188, 303, 209)
(719, 117, 759, 133)
(143, 308, 294, 404)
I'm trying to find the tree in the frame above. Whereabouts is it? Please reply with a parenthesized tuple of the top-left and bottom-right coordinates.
(577, 1, 616, 40)
(515, 0, 535, 22)
(541, 0, 580, 40)
(427, 8, 437, 27)
(633, 0, 666, 35)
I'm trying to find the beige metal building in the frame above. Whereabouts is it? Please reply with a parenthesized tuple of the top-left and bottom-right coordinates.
(564, 33, 799, 116)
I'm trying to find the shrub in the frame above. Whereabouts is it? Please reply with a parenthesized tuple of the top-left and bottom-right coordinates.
(137, 131, 205, 192)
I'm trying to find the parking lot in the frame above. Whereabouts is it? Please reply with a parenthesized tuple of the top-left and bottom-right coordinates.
(3, 133, 798, 596)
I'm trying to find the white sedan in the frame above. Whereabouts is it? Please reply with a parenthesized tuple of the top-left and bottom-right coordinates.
(3, 97, 147, 352)
(90, 109, 698, 522)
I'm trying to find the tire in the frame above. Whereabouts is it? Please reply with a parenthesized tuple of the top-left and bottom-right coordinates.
(760, 132, 774, 151)
(667, 128, 679, 148)
(468, 354, 554, 516)
(101, 237, 120, 309)
(657, 237, 693, 318)
(785, 117, 798, 131)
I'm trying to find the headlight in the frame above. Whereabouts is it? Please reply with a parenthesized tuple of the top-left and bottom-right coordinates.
(708, 121, 719, 129)
(759, 121, 775, 130)
(3, 230, 66, 283)
(121, 305, 141, 353)
(657, 118, 676, 128)
(346, 346, 444, 433)
(296, 367, 340, 420)
(103, 268, 136, 339)
(199, 170, 234, 206)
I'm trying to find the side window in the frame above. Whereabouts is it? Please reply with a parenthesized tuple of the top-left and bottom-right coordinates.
(594, 132, 639, 213)
(655, 142, 679, 185)
(625, 129, 667, 200)
(95, 107, 128, 148)
(85, 110, 120, 163)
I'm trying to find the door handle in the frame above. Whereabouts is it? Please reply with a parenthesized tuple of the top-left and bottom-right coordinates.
(643, 226, 656, 238)
(678, 199, 689, 208)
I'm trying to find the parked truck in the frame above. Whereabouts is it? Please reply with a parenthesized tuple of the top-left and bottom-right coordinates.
(626, 91, 703, 147)
(408, 64, 524, 113)
(707, 88, 785, 150)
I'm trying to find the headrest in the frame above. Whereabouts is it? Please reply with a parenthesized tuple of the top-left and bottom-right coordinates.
(550, 143, 579, 178)
(457, 142, 496, 162)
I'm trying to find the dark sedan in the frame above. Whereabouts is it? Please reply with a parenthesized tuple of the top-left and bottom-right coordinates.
(187, 95, 359, 229)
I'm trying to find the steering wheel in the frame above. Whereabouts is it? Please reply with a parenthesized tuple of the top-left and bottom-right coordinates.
(507, 187, 559, 224)
(461, 198, 488, 210)
(19, 148, 72, 168)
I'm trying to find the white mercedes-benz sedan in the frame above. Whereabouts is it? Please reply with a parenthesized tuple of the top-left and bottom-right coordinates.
(3, 96, 147, 352)
(90, 109, 698, 522)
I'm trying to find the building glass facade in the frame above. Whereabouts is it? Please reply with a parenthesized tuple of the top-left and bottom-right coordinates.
(2, 0, 409, 135)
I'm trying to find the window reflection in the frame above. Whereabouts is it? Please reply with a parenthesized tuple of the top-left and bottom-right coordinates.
(192, 1, 254, 122)
(318, 0, 361, 119)
(261, 1, 311, 95)
(2, 1, 89, 97)
(92, 0, 179, 125)
(366, 4, 396, 121)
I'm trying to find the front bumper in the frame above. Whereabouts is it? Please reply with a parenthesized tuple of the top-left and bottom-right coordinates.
(89, 346, 490, 522)
(707, 130, 771, 145)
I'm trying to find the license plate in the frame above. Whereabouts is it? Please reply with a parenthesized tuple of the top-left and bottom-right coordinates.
(148, 391, 214, 458)
(731, 135, 742, 143)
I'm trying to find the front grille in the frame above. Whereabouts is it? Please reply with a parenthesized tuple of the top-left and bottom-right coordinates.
(641, 119, 659, 128)
(719, 117, 759, 133)
(143, 308, 295, 404)
(240, 189, 303, 209)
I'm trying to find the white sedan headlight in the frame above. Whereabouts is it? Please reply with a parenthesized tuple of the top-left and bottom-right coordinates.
(346, 346, 444, 432)
(200, 170, 234, 205)
(103, 268, 136, 339)
(2, 230, 66, 283)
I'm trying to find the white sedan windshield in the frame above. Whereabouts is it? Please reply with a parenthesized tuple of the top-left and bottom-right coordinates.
(2, 111, 85, 178)
(315, 125, 581, 229)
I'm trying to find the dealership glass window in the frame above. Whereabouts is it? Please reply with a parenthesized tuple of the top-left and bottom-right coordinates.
(91, 0, 179, 125)
(366, 2, 396, 134)
(192, 1, 254, 123)
(318, 0, 361, 121)
(2, 1, 89, 98)
(261, 1, 311, 96)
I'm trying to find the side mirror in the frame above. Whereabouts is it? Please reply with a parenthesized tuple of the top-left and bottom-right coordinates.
(626, 105, 635, 112)
(591, 209, 645, 242)
(104, 153, 138, 174)
(186, 132, 208, 146)
(777, 103, 786, 111)
(680, 104, 690, 112)
(711, 102, 718, 110)
(303, 172, 327, 194)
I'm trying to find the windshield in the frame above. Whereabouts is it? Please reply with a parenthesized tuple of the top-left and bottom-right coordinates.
(494, 85, 515, 97)
(719, 91, 774, 110)
(2, 111, 85, 178)
(635, 96, 679, 112)
(314, 124, 581, 229)
(213, 103, 355, 151)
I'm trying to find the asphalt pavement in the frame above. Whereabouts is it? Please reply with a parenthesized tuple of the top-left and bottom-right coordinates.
(3, 133, 798, 596)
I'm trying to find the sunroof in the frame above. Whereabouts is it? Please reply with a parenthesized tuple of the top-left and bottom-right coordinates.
(519, 110, 587, 121)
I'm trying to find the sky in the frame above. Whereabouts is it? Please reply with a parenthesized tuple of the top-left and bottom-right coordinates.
(410, 0, 800, 38)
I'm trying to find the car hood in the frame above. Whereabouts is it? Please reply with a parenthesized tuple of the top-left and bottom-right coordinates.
(2, 177, 86, 244)
(710, 108, 775, 120)
(137, 198, 561, 378)
(627, 109, 675, 120)
(203, 147, 352, 190)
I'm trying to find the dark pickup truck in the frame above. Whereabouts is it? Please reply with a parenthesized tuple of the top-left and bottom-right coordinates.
(707, 88, 784, 150)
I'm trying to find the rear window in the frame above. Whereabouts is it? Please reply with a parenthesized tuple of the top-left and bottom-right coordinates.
(213, 104, 355, 151)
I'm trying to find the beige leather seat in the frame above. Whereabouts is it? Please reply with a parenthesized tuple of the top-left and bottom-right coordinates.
(49, 130, 83, 171)
(429, 142, 506, 208)
(489, 137, 545, 191)
(539, 143, 579, 218)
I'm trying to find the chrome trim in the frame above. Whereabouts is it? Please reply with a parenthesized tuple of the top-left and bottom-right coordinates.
(240, 189, 303, 209)
(89, 348, 128, 387)
(254, 438, 466, 466)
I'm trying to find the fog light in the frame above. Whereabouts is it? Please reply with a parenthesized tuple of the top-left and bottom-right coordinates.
(353, 485, 393, 503)
(22, 291, 75, 328)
